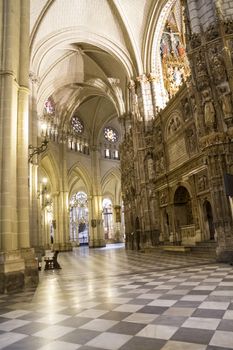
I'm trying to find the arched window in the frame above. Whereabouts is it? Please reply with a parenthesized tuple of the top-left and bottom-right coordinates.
(104, 127, 118, 143)
(71, 115, 84, 134)
(69, 191, 89, 245)
(103, 198, 114, 240)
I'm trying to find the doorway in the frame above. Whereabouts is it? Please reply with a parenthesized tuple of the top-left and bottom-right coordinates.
(174, 186, 193, 243)
(203, 200, 215, 240)
(103, 198, 114, 241)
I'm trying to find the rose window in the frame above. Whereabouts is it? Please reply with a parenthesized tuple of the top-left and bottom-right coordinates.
(104, 127, 118, 143)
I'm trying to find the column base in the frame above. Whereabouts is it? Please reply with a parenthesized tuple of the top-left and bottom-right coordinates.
(89, 239, 106, 248)
(0, 249, 39, 294)
(53, 242, 73, 252)
(0, 250, 25, 293)
(20, 248, 39, 288)
(216, 246, 233, 263)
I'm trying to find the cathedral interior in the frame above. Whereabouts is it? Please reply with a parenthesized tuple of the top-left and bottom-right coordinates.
(1, 0, 233, 349)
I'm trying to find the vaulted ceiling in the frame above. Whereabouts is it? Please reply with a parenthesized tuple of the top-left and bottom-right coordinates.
(30, 0, 173, 144)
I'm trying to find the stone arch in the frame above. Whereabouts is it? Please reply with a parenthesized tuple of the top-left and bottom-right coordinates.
(174, 185, 193, 225)
(68, 162, 92, 197)
(146, 0, 189, 108)
(173, 184, 194, 244)
(143, 0, 175, 72)
(101, 167, 121, 205)
(40, 151, 60, 192)
(31, 28, 134, 80)
(68, 163, 92, 246)
(147, 0, 177, 107)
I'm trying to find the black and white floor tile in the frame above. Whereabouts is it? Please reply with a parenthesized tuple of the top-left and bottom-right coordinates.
(0, 244, 233, 349)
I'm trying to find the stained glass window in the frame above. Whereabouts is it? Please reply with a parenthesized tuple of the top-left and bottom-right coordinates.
(69, 192, 89, 245)
(70, 191, 87, 207)
(71, 116, 84, 134)
(104, 127, 118, 143)
(44, 97, 55, 114)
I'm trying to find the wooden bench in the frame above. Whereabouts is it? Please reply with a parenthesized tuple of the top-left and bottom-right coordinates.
(44, 250, 61, 270)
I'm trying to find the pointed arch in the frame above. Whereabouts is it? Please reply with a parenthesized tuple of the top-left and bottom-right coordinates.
(101, 167, 121, 204)
(68, 162, 92, 198)
(40, 151, 61, 192)
(143, 0, 176, 73)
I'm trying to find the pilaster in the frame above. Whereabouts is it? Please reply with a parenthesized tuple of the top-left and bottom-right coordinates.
(89, 146, 105, 248)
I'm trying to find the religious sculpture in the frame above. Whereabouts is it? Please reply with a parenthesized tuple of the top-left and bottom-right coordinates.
(197, 174, 207, 192)
(209, 50, 226, 84)
(202, 90, 216, 131)
(220, 92, 233, 119)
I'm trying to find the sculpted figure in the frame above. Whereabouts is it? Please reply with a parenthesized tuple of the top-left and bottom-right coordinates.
(221, 93, 232, 118)
(204, 100, 215, 128)
(202, 90, 216, 130)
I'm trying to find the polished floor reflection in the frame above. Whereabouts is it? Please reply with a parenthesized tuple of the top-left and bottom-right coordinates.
(0, 244, 233, 349)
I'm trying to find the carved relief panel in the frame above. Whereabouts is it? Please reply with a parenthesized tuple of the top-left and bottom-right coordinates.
(167, 113, 182, 136)
(208, 45, 226, 85)
(196, 172, 209, 193)
(160, 189, 168, 207)
(166, 111, 188, 169)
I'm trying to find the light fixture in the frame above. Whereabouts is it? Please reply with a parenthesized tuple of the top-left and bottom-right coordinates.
(28, 138, 49, 163)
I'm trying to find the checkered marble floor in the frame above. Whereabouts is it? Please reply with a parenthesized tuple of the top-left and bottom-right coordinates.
(0, 244, 233, 350)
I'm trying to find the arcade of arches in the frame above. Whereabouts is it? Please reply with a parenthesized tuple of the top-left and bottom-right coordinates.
(1, 0, 233, 292)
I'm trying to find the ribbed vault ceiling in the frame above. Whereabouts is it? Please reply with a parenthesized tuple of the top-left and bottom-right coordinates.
(30, 0, 168, 144)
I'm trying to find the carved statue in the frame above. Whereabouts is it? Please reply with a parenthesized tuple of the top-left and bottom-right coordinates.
(197, 175, 207, 192)
(196, 53, 206, 75)
(202, 90, 216, 130)
(168, 116, 181, 134)
(210, 52, 226, 83)
(183, 98, 190, 119)
(129, 80, 141, 121)
(220, 93, 233, 119)
(160, 191, 168, 205)
(187, 128, 196, 153)
(204, 100, 216, 130)
(205, 24, 219, 41)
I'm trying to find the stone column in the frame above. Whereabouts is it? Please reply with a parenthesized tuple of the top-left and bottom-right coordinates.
(29, 73, 40, 250)
(148, 73, 159, 116)
(55, 142, 72, 251)
(17, 85, 30, 249)
(136, 74, 154, 121)
(0, 0, 22, 293)
(89, 146, 105, 247)
(18, 0, 38, 287)
(0, 0, 38, 293)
